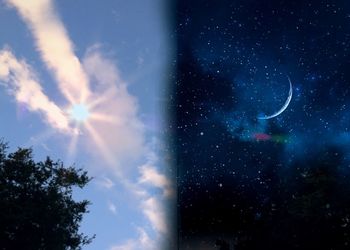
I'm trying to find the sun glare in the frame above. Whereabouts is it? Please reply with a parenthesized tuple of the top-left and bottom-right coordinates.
(67, 98, 116, 163)
(70, 104, 90, 122)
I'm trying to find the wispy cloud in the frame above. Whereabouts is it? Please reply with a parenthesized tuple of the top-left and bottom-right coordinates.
(82, 47, 170, 248)
(110, 227, 155, 250)
(142, 197, 167, 235)
(82, 48, 146, 164)
(96, 176, 115, 189)
(139, 163, 173, 198)
(5, 0, 90, 104)
(108, 200, 117, 215)
(0, 49, 71, 132)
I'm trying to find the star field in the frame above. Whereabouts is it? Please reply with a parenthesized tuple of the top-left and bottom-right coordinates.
(174, 0, 350, 249)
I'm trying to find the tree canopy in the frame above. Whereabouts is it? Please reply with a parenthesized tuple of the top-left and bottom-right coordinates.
(0, 141, 93, 250)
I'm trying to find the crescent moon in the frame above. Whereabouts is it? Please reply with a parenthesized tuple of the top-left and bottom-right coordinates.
(258, 76, 293, 120)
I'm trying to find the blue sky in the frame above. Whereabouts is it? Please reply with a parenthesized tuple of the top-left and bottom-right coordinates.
(0, 0, 173, 249)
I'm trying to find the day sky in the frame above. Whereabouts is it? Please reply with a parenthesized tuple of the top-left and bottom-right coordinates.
(0, 0, 173, 249)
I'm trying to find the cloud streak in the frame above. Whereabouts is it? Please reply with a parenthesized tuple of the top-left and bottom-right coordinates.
(6, 0, 90, 104)
(82, 48, 146, 163)
(0, 49, 71, 132)
(142, 197, 167, 235)
(110, 227, 155, 250)
(139, 163, 173, 198)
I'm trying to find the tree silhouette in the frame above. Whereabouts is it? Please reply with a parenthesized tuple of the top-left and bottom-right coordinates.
(234, 146, 350, 250)
(0, 141, 94, 249)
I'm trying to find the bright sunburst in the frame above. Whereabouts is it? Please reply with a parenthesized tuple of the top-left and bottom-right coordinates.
(69, 104, 90, 122)
(66, 97, 117, 164)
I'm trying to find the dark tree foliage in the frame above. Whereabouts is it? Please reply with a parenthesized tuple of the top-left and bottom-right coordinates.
(0, 141, 93, 250)
(232, 147, 350, 250)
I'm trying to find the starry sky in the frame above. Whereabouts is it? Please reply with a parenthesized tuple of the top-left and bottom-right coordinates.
(0, 0, 174, 249)
(175, 0, 350, 249)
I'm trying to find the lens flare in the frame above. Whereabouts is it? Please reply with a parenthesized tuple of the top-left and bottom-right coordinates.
(251, 132, 291, 144)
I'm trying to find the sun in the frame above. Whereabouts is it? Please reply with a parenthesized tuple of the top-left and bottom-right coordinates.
(69, 104, 90, 122)
(66, 97, 116, 164)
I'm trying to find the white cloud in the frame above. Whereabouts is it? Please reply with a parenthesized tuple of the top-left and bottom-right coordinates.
(108, 201, 117, 215)
(79, 51, 173, 245)
(142, 197, 167, 235)
(83, 45, 123, 88)
(139, 163, 173, 198)
(82, 48, 146, 166)
(110, 228, 155, 250)
(95, 176, 115, 189)
(0, 49, 71, 132)
(5, 0, 90, 104)
(110, 240, 135, 250)
(139, 164, 169, 188)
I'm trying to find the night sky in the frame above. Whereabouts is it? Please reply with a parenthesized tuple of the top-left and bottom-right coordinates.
(174, 0, 350, 249)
